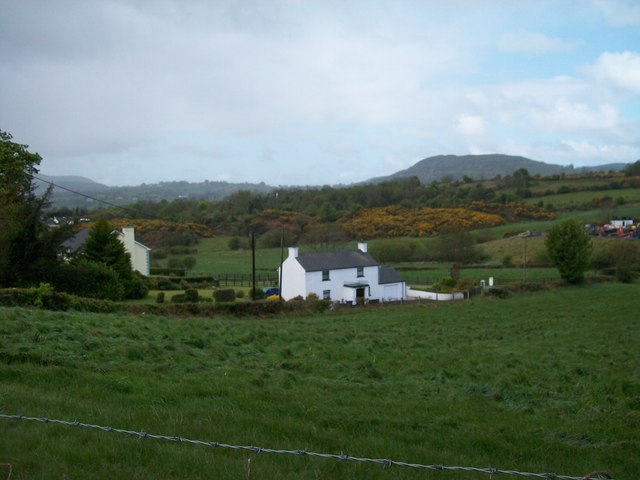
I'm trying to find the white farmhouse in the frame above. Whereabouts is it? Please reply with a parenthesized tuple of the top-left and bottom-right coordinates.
(279, 242, 406, 304)
(114, 227, 151, 276)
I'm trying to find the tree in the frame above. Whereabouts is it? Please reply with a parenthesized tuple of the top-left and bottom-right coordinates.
(545, 220, 592, 284)
(81, 219, 141, 298)
(434, 230, 485, 264)
(0, 131, 71, 287)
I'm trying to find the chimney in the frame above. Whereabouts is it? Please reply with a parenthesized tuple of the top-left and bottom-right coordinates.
(357, 242, 367, 253)
(122, 227, 136, 253)
(288, 247, 299, 258)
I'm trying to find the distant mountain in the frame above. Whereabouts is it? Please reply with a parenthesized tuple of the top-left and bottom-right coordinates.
(35, 174, 110, 194)
(368, 154, 628, 184)
(36, 174, 274, 210)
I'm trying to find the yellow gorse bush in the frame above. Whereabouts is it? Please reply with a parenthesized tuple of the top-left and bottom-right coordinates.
(340, 206, 505, 239)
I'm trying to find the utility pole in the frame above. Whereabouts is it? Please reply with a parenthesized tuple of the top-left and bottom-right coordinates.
(519, 231, 530, 282)
(251, 231, 256, 301)
(279, 226, 284, 302)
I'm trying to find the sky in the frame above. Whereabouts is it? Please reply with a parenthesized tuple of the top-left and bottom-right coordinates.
(1, 1, 640, 187)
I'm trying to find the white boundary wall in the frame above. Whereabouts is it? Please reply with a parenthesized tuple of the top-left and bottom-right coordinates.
(406, 287, 465, 301)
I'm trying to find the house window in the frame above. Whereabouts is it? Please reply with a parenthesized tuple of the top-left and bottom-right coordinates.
(322, 270, 330, 281)
(357, 266, 364, 277)
(323, 289, 331, 300)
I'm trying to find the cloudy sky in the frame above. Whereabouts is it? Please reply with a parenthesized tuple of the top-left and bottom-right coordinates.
(1, 1, 639, 187)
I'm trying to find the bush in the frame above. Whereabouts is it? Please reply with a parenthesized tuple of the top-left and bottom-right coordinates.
(156, 292, 165, 303)
(545, 220, 592, 284)
(185, 288, 199, 303)
(228, 237, 241, 250)
(171, 294, 186, 303)
(150, 267, 186, 276)
(370, 238, 419, 263)
(213, 288, 236, 302)
(123, 274, 149, 300)
(52, 259, 125, 301)
(0, 286, 117, 313)
(612, 241, 639, 283)
(433, 276, 456, 292)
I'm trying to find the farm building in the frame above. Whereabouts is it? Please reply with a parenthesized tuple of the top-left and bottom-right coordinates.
(279, 242, 406, 304)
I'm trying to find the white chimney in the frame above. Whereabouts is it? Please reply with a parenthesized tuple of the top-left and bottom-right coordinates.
(289, 247, 299, 258)
(122, 227, 136, 254)
(357, 242, 367, 253)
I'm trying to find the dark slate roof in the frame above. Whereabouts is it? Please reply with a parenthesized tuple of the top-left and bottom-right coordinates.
(61, 228, 91, 253)
(379, 267, 405, 284)
(296, 250, 379, 272)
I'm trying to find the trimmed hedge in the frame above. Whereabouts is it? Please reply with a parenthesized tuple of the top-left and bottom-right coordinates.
(0, 285, 118, 313)
(213, 288, 235, 302)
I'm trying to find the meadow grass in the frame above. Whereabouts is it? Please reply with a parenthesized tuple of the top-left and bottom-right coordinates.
(1, 283, 638, 479)
(190, 237, 283, 275)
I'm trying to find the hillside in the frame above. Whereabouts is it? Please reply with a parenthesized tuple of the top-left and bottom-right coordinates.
(37, 175, 274, 209)
(368, 154, 627, 183)
(34, 174, 111, 194)
(38, 155, 631, 210)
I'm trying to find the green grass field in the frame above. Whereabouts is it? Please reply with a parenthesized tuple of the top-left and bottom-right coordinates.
(524, 189, 640, 210)
(1, 283, 638, 479)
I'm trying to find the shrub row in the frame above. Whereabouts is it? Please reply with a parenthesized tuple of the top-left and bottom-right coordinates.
(0, 285, 118, 313)
(0, 285, 330, 317)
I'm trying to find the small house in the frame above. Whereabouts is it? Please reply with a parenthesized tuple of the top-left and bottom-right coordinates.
(279, 242, 406, 304)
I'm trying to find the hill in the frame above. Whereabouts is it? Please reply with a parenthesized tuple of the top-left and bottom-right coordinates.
(34, 174, 110, 194)
(368, 154, 627, 183)
(37, 175, 274, 210)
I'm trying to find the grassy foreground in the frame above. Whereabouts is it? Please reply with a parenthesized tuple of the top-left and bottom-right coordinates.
(1, 283, 638, 479)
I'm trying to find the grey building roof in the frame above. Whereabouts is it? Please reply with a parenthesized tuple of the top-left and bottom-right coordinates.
(61, 228, 91, 253)
(379, 267, 405, 284)
(296, 250, 379, 272)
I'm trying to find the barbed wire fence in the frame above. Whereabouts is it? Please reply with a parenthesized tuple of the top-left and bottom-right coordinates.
(0, 413, 614, 480)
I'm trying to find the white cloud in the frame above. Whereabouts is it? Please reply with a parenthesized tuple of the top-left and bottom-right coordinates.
(586, 51, 640, 93)
(561, 139, 639, 163)
(498, 31, 575, 54)
(531, 100, 621, 134)
(1, 1, 639, 185)
(454, 114, 487, 138)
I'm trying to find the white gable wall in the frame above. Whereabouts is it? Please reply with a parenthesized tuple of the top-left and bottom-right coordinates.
(280, 255, 307, 300)
(118, 227, 151, 276)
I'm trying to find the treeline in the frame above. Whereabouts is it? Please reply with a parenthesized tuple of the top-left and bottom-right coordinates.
(48, 162, 640, 247)
(81, 175, 538, 236)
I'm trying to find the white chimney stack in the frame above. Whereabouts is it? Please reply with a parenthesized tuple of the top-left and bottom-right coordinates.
(289, 247, 299, 258)
(357, 242, 367, 252)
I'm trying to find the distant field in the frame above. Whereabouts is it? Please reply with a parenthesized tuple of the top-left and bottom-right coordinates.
(1, 283, 638, 479)
(524, 189, 640, 210)
(156, 205, 639, 289)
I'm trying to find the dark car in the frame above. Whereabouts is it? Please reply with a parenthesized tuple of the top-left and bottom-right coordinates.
(263, 287, 280, 297)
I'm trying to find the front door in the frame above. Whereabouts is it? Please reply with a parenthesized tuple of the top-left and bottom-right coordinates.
(356, 287, 365, 304)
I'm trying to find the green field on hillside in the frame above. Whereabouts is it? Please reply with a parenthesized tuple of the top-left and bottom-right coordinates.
(524, 189, 640, 210)
(1, 283, 638, 479)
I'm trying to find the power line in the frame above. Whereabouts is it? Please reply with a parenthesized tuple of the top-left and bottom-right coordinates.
(33, 174, 152, 218)
(0, 413, 613, 480)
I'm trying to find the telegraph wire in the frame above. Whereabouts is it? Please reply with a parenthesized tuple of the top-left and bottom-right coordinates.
(33, 174, 157, 219)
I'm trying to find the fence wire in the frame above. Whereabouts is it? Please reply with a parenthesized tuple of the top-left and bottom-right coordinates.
(0, 413, 612, 480)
